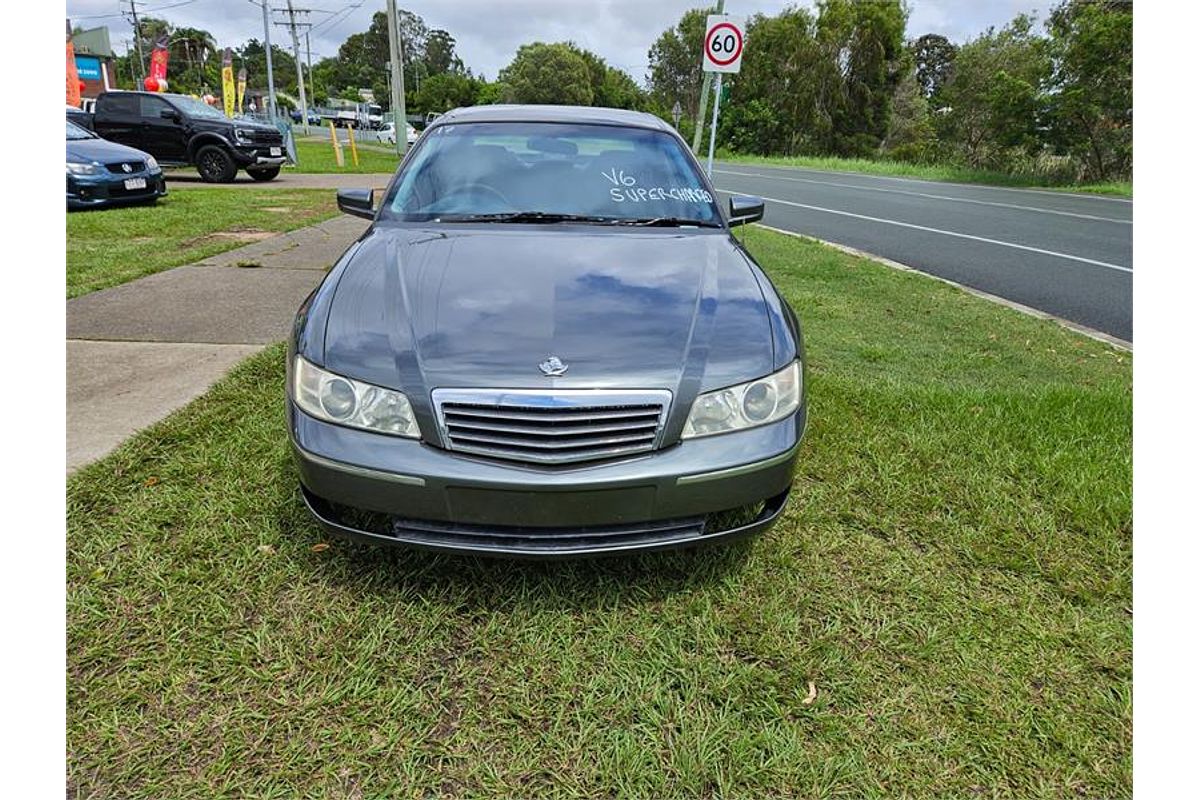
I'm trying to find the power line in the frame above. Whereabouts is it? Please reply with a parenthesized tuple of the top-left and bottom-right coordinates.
(310, 1, 362, 36)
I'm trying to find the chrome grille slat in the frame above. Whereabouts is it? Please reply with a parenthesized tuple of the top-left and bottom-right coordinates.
(444, 418, 660, 437)
(443, 406, 661, 424)
(448, 430, 655, 450)
(433, 389, 671, 466)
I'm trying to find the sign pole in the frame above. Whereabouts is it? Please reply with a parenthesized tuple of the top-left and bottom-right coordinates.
(706, 73, 723, 178)
(692, 0, 726, 153)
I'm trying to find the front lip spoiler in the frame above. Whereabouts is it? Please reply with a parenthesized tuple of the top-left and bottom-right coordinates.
(299, 484, 790, 560)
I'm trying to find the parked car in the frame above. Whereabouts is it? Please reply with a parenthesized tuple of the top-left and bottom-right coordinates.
(379, 122, 419, 146)
(287, 105, 807, 557)
(92, 90, 287, 183)
(67, 119, 167, 209)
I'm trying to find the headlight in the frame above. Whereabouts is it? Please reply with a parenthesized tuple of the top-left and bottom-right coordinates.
(292, 356, 420, 438)
(682, 361, 802, 439)
(145, 155, 159, 171)
(234, 128, 253, 144)
(66, 162, 98, 175)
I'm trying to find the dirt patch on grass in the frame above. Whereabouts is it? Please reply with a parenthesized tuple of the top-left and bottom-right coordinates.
(181, 229, 278, 248)
(207, 230, 277, 242)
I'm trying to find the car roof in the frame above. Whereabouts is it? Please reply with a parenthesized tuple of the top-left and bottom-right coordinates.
(431, 104, 672, 133)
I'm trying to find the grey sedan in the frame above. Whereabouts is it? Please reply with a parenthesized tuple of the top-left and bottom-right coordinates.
(288, 104, 806, 557)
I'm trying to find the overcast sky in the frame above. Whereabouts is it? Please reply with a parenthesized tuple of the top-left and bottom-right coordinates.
(66, 0, 1055, 82)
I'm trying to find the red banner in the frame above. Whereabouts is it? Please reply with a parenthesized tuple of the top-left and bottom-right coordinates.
(144, 34, 170, 92)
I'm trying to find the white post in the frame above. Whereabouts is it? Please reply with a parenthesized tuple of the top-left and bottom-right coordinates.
(706, 73, 723, 178)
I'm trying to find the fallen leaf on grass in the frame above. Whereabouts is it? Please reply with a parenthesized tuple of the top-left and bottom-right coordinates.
(311, 542, 330, 553)
(802, 681, 817, 705)
(257, 544, 276, 555)
(143, 476, 159, 487)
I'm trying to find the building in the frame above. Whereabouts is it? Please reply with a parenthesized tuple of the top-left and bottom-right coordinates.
(71, 25, 117, 99)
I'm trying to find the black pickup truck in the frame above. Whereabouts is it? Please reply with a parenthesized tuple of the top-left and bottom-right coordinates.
(91, 91, 287, 183)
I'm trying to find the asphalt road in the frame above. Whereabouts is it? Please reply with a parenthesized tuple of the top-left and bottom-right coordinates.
(712, 163, 1133, 342)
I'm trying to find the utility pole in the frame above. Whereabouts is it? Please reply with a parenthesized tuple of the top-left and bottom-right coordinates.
(275, 2, 312, 134)
(248, 0, 278, 121)
(385, 0, 407, 156)
(691, 0, 725, 154)
(305, 31, 314, 114)
(126, 0, 146, 84)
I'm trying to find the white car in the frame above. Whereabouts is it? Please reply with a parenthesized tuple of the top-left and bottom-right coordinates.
(380, 122, 420, 147)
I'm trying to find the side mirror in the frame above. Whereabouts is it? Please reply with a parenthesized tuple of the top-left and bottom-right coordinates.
(729, 195, 765, 226)
(337, 188, 375, 220)
(159, 108, 180, 121)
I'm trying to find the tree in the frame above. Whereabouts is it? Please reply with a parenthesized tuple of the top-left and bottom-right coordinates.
(329, 9, 429, 107)
(909, 33, 956, 102)
(424, 29, 462, 76)
(647, 8, 712, 122)
(815, 0, 908, 156)
(414, 72, 480, 114)
(164, 27, 217, 95)
(727, 8, 823, 155)
(563, 44, 647, 109)
(238, 39, 297, 98)
(882, 67, 937, 162)
(499, 43, 594, 105)
(936, 15, 1052, 168)
(1045, 0, 1132, 180)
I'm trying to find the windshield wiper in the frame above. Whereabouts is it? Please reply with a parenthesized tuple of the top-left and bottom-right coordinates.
(438, 211, 620, 224)
(614, 217, 723, 228)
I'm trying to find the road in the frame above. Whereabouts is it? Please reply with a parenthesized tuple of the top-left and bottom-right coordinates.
(712, 163, 1132, 342)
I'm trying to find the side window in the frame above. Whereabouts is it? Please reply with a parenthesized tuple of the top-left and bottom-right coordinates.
(101, 94, 139, 118)
(140, 96, 171, 119)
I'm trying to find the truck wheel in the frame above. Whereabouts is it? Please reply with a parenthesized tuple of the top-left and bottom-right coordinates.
(247, 166, 281, 182)
(196, 145, 236, 183)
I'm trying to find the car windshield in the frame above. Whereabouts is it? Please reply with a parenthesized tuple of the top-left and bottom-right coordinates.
(66, 120, 94, 140)
(380, 122, 721, 225)
(166, 94, 227, 119)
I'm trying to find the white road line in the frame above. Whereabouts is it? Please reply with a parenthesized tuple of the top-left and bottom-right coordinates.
(717, 162, 1133, 203)
(715, 168, 1131, 224)
(726, 192, 1133, 274)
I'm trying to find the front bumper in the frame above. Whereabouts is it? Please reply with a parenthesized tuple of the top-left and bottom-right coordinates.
(290, 402, 805, 558)
(230, 145, 287, 167)
(67, 171, 167, 209)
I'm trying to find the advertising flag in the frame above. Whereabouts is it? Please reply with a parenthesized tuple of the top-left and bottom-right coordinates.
(237, 67, 247, 115)
(144, 34, 170, 91)
(66, 37, 82, 108)
(221, 48, 236, 118)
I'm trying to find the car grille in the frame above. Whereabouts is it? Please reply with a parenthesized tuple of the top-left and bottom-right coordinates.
(433, 389, 671, 466)
(105, 160, 145, 174)
(248, 129, 284, 145)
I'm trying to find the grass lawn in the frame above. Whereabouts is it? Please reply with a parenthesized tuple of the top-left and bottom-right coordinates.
(67, 228, 1131, 798)
(287, 138, 401, 174)
(66, 189, 338, 298)
(718, 151, 1133, 197)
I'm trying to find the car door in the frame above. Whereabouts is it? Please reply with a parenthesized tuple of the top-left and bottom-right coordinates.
(96, 93, 142, 149)
(138, 95, 188, 163)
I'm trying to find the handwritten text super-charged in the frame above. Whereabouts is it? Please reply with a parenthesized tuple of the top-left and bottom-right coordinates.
(600, 167, 714, 204)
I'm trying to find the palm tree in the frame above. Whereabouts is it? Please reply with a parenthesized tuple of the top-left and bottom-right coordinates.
(169, 27, 218, 93)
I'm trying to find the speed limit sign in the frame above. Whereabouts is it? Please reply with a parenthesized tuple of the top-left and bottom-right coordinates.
(703, 15, 745, 73)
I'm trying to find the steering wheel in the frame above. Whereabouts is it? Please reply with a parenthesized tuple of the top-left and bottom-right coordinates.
(444, 182, 511, 208)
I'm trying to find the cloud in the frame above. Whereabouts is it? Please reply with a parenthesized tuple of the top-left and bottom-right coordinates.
(67, 0, 1055, 85)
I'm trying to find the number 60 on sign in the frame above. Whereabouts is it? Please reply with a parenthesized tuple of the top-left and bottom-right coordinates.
(703, 15, 745, 73)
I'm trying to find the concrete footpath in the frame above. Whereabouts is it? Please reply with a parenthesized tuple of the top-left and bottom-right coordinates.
(67, 215, 369, 472)
(165, 171, 396, 190)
